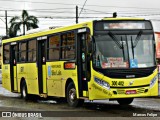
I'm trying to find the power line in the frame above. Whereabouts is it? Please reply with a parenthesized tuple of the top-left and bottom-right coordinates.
(79, 0, 88, 17)
(2, 14, 160, 19)
(2, 7, 160, 16)
(0, 0, 76, 5)
(0, 15, 99, 19)
(120, 14, 160, 17)
(82, 8, 160, 15)
(0, 4, 160, 16)
(2, 8, 160, 17)
(0, 17, 5, 23)
(82, 8, 111, 14)
(0, 0, 160, 11)
(0, 8, 75, 11)
(85, 4, 160, 10)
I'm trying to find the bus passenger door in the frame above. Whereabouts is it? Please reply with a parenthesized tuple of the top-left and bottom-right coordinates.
(77, 29, 90, 97)
(10, 43, 18, 92)
(37, 38, 47, 94)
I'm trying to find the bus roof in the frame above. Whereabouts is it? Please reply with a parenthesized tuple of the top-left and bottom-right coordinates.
(102, 17, 145, 21)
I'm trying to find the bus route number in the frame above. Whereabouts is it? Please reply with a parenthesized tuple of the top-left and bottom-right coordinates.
(112, 81, 124, 86)
(20, 67, 24, 72)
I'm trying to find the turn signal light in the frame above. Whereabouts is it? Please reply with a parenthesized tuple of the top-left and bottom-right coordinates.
(64, 62, 76, 69)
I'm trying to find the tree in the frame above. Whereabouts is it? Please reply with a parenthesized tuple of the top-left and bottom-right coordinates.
(9, 10, 39, 37)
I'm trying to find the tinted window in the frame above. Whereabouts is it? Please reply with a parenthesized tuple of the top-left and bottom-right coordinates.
(47, 35, 60, 60)
(3, 44, 10, 64)
(61, 32, 75, 59)
(28, 40, 36, 61)
(19, 42, 26, 62)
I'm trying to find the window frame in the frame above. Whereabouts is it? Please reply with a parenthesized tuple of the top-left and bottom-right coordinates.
(47, 34, 61, 61)
(27, 39, 37, 62)
(17, 41, 27, 63)
(3, 43, 10, 64)
(60, 31, 76, 60)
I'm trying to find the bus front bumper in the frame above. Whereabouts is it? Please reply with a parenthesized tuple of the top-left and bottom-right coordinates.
(88, 81, 158, 100)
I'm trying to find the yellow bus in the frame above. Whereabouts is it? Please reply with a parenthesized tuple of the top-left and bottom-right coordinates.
(2, 17, 158, 107)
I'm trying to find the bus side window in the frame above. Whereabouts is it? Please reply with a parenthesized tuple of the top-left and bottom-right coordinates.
(19, 42, 26, 62)
(61, 32, 75, 60)
(21, 56, 26, 61)
(33, 54, 36, 61)
(28, 40, 36, 62)
(48, 35, 60, 60)
(3, 44, 10, 64)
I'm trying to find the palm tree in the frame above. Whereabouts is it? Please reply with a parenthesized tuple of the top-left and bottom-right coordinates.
(9, 10, 39, 37)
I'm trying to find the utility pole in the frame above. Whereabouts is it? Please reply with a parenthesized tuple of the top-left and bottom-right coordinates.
(76, 6, 78, 24)
(5, 10, 8, 37)
(113, 12, 117, 18)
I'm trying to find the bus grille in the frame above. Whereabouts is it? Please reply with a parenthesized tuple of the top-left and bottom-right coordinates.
(114, 87, 147, 95)
(117, 89, 125, 94)
(137, 88, 145, 93)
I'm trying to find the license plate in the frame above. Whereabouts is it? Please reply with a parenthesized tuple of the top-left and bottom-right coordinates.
(126, 90, 137, 95)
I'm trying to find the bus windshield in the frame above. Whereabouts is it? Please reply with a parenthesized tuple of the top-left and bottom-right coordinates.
(93, 33, 155, 69)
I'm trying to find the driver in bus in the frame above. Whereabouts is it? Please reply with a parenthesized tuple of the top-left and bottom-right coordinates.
(96, 50, 107, 68)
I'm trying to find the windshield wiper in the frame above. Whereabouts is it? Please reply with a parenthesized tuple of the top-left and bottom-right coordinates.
(121, 36, 125, 60)
(108, 31, 122, 49)
(133, 30, 143, 48)
(131, 36, 135, 59)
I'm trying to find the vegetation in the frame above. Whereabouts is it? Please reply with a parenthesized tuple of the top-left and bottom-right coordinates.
(9, 10, 39, 37)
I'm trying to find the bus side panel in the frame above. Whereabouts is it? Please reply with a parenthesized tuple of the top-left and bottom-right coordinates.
(2, 64, 11, 91)
(17, 63, 39, 95)
(88, 69, 111, 100)
(42, 65, 47, 93)
(17, 63, 27, 92)
(61, 65, 78, 98)
(13, 66, 17, 91)
(46, 62, 78, 97)
(27, 63, 39, 95)
(46, 62, 62, 97)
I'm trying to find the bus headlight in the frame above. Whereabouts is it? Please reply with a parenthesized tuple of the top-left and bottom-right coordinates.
(150, 75, 158, 88)
(94, 77, 110, 90)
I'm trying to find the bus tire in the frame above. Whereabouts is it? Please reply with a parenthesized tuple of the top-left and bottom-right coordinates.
(117, 98, 134, 105)
(21, 81, 29, 100)
(67, 82, 84, 107)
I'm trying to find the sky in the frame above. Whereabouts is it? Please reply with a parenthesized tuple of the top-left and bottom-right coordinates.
(0, 0, 160, 36)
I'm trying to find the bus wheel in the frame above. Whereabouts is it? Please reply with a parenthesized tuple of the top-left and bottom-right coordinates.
(67, 82, 84, 107)
(21, 81, 29, 100)
(117, 98, 134, 105)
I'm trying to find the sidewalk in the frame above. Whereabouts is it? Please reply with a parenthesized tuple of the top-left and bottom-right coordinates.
(0, 84, 19, 97)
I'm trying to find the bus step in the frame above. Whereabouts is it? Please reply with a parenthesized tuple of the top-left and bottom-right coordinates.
(39, 94, 47, 98)
(12, 90, 18, 93)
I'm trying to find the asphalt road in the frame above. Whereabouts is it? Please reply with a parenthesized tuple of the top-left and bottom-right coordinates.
(0, 84, 160, 119)
(0, 70, 160, 119)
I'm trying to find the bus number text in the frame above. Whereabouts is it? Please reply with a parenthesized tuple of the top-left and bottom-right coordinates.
(112, 81, 124, 86)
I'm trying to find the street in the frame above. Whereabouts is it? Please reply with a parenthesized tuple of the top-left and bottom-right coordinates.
(0, 84, 160, 119)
